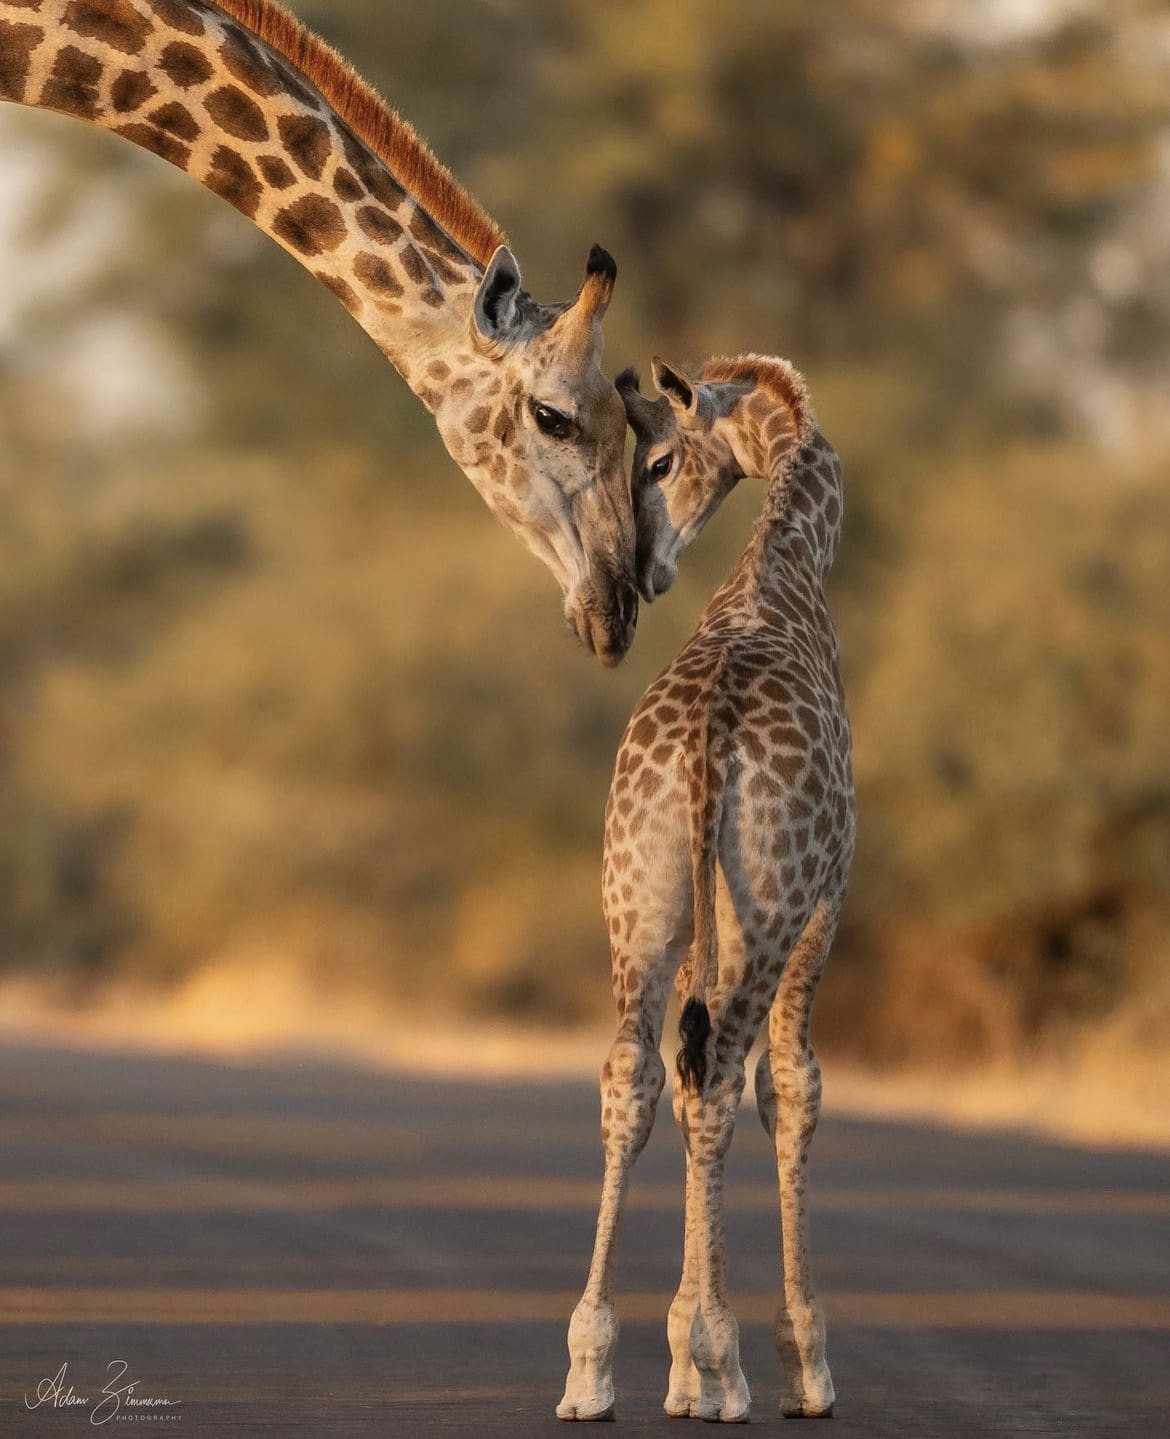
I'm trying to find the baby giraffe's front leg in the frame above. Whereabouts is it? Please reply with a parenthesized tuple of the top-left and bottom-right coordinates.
(558, 1019, 666, 1421)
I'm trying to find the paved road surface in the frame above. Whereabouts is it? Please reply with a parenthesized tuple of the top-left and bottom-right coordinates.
(0, 1038, 1166, 1436)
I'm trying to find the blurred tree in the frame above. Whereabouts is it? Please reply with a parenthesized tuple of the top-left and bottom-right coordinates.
(0, 0, 1167, 1075)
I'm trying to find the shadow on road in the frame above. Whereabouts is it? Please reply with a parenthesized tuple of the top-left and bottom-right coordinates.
(1, 1039, 1167, 1436)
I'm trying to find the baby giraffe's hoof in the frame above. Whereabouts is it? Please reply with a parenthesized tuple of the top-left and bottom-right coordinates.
(556, 1400, 616, 1422)
(696, 1382, 751, 1424)
(665, 1367, 701, 1417)
(780, 1363, 834, 1418)
(697, 1403, 750, 1423)
(781, 1375, 834, 1418)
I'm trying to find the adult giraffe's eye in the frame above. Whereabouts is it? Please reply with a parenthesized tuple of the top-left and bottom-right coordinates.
(531, 401, 574, 440)
(648, 453, 673, 482)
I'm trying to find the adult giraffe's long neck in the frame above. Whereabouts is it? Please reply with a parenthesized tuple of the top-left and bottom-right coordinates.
(0, 0, 499, 398)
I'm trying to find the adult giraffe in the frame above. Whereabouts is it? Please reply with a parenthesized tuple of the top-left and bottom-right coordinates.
(0, 0, 639, 661)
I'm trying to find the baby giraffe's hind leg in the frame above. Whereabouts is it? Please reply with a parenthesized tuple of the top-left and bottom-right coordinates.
(754, 897, 838, 1418)
(663, 1097, 703, 1417)
(558, 992, 667, 1421)
(677, 1045, 753, 1423)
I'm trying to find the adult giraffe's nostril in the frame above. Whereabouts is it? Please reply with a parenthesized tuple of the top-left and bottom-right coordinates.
(567, 602, 591, 652)
(600, 580, 639, 665)
(618, 584, 638, 635)
(566, 572, 638, 665)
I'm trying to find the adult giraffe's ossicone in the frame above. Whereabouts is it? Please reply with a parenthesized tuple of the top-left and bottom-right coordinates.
(0, 0, 638, 662)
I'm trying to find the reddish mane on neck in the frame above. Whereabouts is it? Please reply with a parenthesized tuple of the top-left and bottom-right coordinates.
(208, 0, 506, 267)
(700, 352, 814, 447)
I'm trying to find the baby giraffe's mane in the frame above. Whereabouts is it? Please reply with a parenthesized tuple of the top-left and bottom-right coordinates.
(208, 0, 507, 266)
(700, 352, 814, 451)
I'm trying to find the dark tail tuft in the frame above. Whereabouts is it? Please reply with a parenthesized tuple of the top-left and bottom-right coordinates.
(676, 998, 712, 1094)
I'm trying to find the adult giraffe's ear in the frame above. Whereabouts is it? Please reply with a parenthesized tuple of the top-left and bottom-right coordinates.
(616, 366, 661, 432)
(651, 356, 700, 418)
(473, 246, 523, 350)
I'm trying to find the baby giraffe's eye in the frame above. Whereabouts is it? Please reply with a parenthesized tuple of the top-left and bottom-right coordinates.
(648, 453, 673, 482)
(531, 401, 574, 440)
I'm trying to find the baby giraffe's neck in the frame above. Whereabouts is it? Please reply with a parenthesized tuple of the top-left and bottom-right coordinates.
(730, 392, 843, 591)
(703, 401, 842, 635)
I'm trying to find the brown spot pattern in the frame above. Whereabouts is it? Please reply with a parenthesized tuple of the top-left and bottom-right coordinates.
(111, 68, 156, 113)
(316, 272, 360, 313)
(0, 18, 42, 101)
(353, 251, 403, 299)
(399, 244, 432, 288)
(339, 127, 405, 210)
(116, 122, 190, 169)
(409, 207, 466, 265)
(204, 144, 261, 217)
(417, 244, 467, 287)
(143, 0, 204, 36)
(159, 40, 212, 89)
(277, 113, 331, 180)
(272, 194, 345, 255)
(256, 154, 295, 188)
(63, 0, 152, 55)
(219, 25, 281, 97)
(148, 100, 200, 141)
(40, 43, 101, 118)
(205, 84, 268, 142)
(355, 205, 401, 245)
(332, 167, 363, 202)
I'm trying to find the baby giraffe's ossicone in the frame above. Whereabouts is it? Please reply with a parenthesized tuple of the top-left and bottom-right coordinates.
(558, 354, 854, 1423)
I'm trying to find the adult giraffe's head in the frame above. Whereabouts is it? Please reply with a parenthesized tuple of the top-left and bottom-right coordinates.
(617, 355, 812, 601)
(429, 244, 637, 666)
(0, 0, 639, 663)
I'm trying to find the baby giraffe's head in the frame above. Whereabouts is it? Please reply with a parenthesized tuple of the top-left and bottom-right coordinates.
(616, 355, 811, 601)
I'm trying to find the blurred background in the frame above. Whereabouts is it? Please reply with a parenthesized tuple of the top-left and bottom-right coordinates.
(0, 0, 1167, 1118)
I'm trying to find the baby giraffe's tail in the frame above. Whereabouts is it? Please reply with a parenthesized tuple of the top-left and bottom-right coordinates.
(676, 657, 731, 1095)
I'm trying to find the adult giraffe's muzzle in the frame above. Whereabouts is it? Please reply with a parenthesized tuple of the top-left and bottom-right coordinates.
(567, 568, 639, 667)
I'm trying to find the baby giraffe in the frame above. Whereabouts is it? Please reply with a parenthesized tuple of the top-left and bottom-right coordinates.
(557, 354, 854, 1423)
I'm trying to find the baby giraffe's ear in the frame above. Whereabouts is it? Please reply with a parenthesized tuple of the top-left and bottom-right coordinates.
(651, 356, 700, 417)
